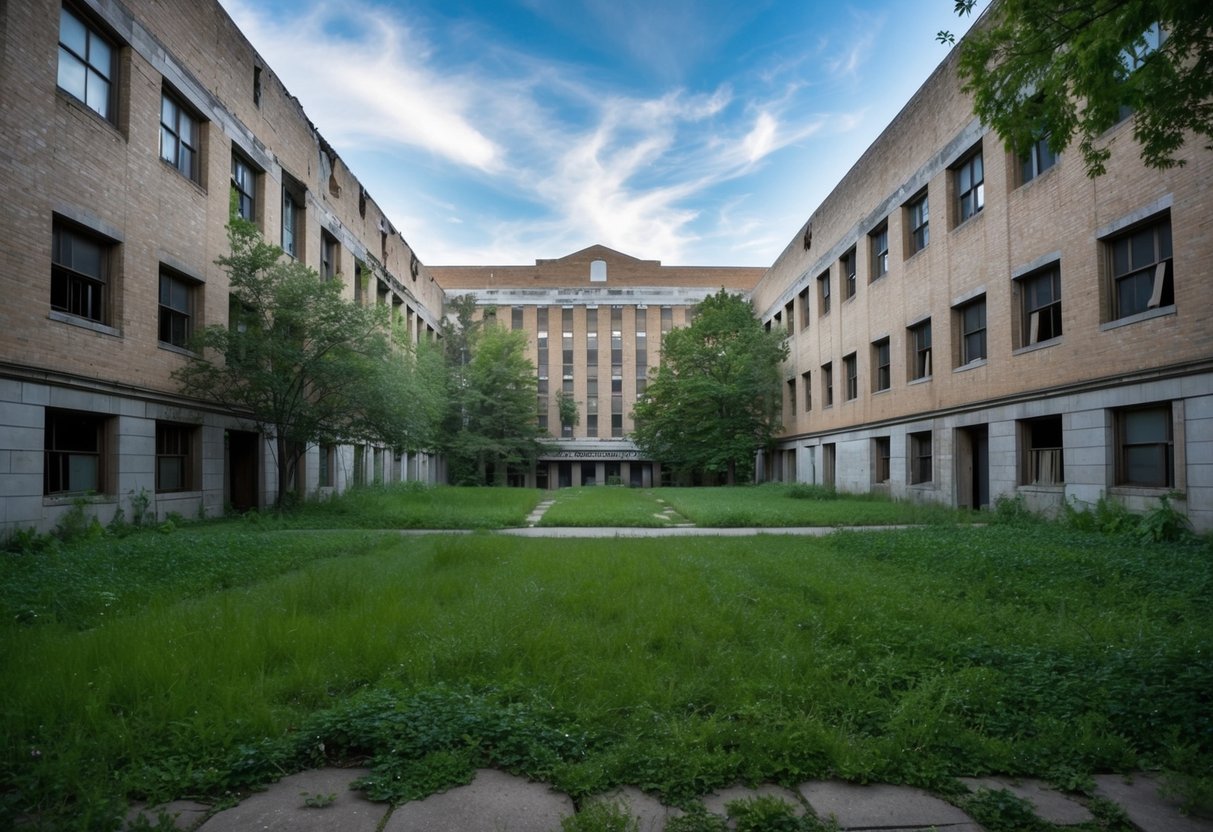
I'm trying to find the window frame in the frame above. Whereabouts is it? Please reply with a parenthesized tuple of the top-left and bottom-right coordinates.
(51, 219, 112, 325)
(841, 247, 857, 299)
(872, 338, 891, 392)
(57, 4, 116, 122)
(955, 149, 984, 224)
(908, 319, 932, 381)
(44, 408, 108, 496)
(231, 152, 258, 222)
(869, 222, 889, 281)
(1106, 215, 1173, 321)
(822, 362, 833, 408)
(817, 270, 831, 316)
(907, 191, 929, 255)
(843, 353, 858, 401)
(873, 436, 891, 484)
(1019, 265, 1062, 346)
(1116, 404, 1174, 488)
(321, 230, 339, 281)
(957, 297, 987, 366)
(155, 422, 195, 493)
(1020, 134, 1058, 185)
(158, 268, 197, 349)
(159, 88, 201, 183)
(909, 430, 933, 485)
(1020, 415, 1064, 486)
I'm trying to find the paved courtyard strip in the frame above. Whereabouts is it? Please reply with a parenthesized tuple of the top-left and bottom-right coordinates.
(125, 767, 1213, 831)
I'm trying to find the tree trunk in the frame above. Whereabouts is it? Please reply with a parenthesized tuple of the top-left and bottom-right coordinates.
(275, 434, 289, 509)
(726, 459, 736, 486)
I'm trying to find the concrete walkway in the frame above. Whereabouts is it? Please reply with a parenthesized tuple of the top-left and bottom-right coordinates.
(128, 768, 1213, 831)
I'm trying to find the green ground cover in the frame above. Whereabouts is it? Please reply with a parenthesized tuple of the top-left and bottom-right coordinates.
(539, 487, 673, 527)
(261, 483, 543, 529)
(658, 484, 974, 526)
(2, 514, 1209, 831)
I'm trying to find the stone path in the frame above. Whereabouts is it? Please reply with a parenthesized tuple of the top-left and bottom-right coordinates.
(127, 767, 1213, 831)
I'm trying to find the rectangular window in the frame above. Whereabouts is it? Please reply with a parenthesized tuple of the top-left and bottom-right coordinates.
(817, 271, 831, 316)
(660, 306, 673, 334)
(1020, 265, 1062, 345)
(873, 436, 891, 484)
(869, 222, 889, 280)
(321, 231, 339, 281)
(281, 177, 305, 258)
(844, 353, 858, 400)
(909, 430, 932, 484)
(231, 153, 258, 222)
(786, 377, 796, 416)
(1108, 216, 1173, 319)
(822, 362, 833, 407)
(1021, 415, 1063, 485)
(1020, 134, 1057, 184)
(798, 286, 811, 328)
(319, 444, 334, 487)
(611, 394, 623, 438)
(44, 409, 106, 495)
(155, 422, 194, 493)
(784, 300, 794, 333)
(872, 338, 890, 391)
(160, 90, 201, 182)
(801, 371, 811, 411)
(512, 306, 524, 330)
(158, 270, 195, 348)
(1117, 404, 1173, 487)
(841, 247, 857, 299)
(52, 220, 111, 324)
(907, 191, 929, 254)
(908, 319, 932, 380)
(957, 297, 986, 366)
(57, 6, 114, 121)
(955, 150, 984, 223)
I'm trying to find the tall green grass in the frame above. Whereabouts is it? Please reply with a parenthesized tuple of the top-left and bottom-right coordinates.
(539, 488, 673, 527)
(259, 484, 543, 529)
(2, 524, 1209, 830)
(658, 484, 974, 526)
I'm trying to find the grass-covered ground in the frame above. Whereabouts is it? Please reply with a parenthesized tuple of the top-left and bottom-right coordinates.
(660, 484, 974, 526)
(1, 490, 1210, 831)
(539, 487, 678, 527)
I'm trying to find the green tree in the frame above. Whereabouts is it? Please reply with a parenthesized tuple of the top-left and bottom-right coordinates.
(174, 218, 439, 508)
(632, 289, 789, 485)
(943, 0, 1213, 176)
(439, 299, 549, 485)
(556, 390, 580, 435)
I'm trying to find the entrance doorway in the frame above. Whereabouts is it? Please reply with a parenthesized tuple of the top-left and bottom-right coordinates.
(226, 430, 259, 512)
(956, 425, 989, 509)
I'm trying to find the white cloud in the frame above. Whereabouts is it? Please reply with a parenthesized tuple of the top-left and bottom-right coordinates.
(220, 0, 500, 170)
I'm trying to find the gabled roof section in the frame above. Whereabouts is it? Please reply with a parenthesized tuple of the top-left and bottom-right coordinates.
(535, 244, 659, 267)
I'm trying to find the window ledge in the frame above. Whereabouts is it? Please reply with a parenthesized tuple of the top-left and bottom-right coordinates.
(873, 387, 892, 396)
(49, 310, 121, 337)
(160, 159, 208, 195)
(1017, 483, 1065, 493)
(1110, 485, 1177, 497)
(869, 273, 889, 286)
(156, 490, 202, 499)
(1101, 305, 1176, 331)
(953, 358, 987, 373)
(1017, 163, 1059, 192)
(158, 341, 199, 359)
(908, 375, 932, 386)
(44, 493, 117, 507)
(56, 88, 125, 140)
(904, 246, 928, 264)
(1013, 337, 1062, 356)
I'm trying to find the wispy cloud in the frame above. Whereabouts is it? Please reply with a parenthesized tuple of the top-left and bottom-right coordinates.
(219, 0, 874, 265)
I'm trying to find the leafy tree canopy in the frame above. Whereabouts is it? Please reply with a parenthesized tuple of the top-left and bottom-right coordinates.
(439, 298, 550, 485)
(632, 289, 789, 485)
(174, 218, 442, 507)
(943, 0, 1213, 175)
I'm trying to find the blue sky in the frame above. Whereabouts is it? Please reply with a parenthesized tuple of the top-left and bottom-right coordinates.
(218, 0, 987, 266)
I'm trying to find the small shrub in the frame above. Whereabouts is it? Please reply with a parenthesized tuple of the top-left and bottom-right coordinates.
(130, 488, 152, 527)
(1137, 494, 1192, 543)
(561, 801, 640, 832)
(958, 788, 1048, 832)
(990, 494, 1035, 526)
(665, 805, 729, 832)
(300, 791, 336, 808)
(786, 484, 837, 501)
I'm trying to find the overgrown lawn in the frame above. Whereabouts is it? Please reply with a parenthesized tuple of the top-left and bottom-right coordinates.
(539, 488, 673, 527)
(264, 483, 543, 529)
(659, 484, 974, 526)
(2, 521, 1209, 831)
